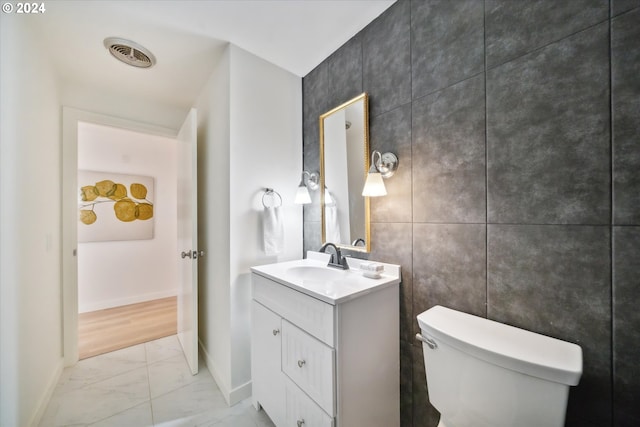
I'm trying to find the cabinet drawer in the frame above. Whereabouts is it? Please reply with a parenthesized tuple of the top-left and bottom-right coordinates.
(252, 273, 334, 346)
(285, 376, 334, 427)
(282, 320, 335, 416)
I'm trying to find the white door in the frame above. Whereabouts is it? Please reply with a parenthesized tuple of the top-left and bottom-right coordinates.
(177, 108, 199, 374)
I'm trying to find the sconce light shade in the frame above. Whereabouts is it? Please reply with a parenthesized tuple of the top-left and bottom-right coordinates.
(294, 171, 318, 204)
(362, 151, 397, 197)
(295, 184, 312, 204)
(362, 169, 387, 196)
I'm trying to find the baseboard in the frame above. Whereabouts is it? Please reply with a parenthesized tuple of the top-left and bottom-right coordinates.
(78, 290, 177, 313)
(198, 338, 232, 405)
(29, 357, 64, 427)
(229, 380, 252, 405)
(198, 338, 252, 407)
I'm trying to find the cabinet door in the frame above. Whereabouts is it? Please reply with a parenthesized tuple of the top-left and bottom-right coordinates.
(252, 301, 285, 426)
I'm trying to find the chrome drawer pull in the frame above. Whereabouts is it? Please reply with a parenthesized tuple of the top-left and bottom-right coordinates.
(416, 333, 437, 350)
(297, 419, 305, 427)
(272, 329, 280, 336)
(297, 359, 306, 368)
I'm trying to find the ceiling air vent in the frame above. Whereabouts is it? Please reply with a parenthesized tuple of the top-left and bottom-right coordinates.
(103, 37, 156, 69)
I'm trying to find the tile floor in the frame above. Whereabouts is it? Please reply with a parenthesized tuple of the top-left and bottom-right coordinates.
(39, 335, 275, 427)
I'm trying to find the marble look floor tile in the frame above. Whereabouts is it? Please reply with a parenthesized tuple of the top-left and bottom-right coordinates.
(233, 401, 275, 427)
(145, 335, 184, 364)
(55, 344, 147, 394)
(39, 335, 270, 427)
(37, 401, 59, 427)
(251, 410, 276, 427)
(218, 398, 271, 421)
(88, 401, 153, 427)
(208, 412, 263, 427)
(44, 366, 150, 426)
(148, 353, 209, 398)
(150, 377, 229, 426)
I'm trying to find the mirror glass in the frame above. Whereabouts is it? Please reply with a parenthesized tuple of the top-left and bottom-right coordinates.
(320, 93, 370, 253)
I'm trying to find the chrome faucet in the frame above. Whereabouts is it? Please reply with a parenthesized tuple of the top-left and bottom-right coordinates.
(318, 242, 349, 270)
(351, 238, 366, 247)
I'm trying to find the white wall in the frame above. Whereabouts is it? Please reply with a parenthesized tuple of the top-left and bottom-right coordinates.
(77, 122, 178, 312)
(196, 45, 233, 398)
(0, 16, 63, 427)
(229, 44, 303, 391)
(196, 43, 303, 405)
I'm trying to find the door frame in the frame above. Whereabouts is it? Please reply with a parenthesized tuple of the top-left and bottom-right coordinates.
(61, 107, 177, 366)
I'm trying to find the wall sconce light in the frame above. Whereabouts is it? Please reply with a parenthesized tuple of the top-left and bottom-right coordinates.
(294, 171, 319, 204)
(362, 151, 398, 197)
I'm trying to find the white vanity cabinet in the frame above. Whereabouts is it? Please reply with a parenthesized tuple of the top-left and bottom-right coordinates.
(250, 257, 400, 427)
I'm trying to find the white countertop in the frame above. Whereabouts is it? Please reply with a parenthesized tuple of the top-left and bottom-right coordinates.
(250, 252, 401, 305)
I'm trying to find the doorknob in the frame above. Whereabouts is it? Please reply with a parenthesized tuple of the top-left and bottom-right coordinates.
(182, 250, 205, 259)
(192, 250, 206, 259)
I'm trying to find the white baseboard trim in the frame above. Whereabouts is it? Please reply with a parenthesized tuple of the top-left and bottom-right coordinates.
(29, 357, 64, 427)
(198, 338, 232, 405)
(198, 338, 252, 407)
(229, 380, 252, 406)
(78, 289, 177, 313)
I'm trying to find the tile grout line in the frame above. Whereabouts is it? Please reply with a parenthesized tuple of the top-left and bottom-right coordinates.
(483, 0, 489, 319)
(408, 1, 416, 422)
(145, 341, 156, 426)
(407, 6, 418, 421)
(485, 16, 611, 72)
(608, 2, 616, 424)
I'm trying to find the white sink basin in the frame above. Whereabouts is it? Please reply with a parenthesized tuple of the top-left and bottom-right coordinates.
(286, 265, 347, 282)
(251, 252, 401, 305)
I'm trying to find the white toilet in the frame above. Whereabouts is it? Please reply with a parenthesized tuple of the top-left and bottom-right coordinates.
(416, 305, 582, 427)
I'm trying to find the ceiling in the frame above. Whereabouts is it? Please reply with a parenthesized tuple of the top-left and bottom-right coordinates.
(32, 1, 394, 124)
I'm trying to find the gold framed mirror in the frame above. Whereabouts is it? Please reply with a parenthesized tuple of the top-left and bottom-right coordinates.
(319, 93, 370, 253)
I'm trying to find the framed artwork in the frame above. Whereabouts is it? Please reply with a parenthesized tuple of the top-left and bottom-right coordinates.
(78, 170, 155, 242)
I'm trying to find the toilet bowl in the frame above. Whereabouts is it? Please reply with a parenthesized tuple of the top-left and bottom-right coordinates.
(416, 306, 582, 427)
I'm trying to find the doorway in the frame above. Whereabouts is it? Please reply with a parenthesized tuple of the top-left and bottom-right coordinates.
(62, 108, 197, 370)
(75, 120, 179, 359)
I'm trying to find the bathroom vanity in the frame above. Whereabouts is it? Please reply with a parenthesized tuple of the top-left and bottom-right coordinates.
(250, 252, 401, 427)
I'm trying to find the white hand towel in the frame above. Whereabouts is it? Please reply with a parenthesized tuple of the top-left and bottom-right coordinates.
(324, 202, 341, 244)
(263, 206, 284, 255)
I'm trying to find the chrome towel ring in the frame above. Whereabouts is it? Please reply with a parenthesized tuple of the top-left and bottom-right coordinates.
(262, 188, 282, 208)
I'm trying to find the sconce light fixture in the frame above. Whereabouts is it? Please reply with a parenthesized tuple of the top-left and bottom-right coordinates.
(294, 171, 319, 204)
(362, 150, 398, 197)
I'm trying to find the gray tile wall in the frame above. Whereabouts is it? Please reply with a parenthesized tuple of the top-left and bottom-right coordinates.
(302, 1, 640, 426)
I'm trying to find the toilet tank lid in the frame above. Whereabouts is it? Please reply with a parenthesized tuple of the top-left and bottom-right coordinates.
(417, 306, 583, 386)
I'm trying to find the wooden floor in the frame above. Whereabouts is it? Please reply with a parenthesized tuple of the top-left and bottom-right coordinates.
(78, 296, 177, 360)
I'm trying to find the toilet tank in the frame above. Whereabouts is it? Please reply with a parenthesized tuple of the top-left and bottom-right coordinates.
(417, 306, 582, 427)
